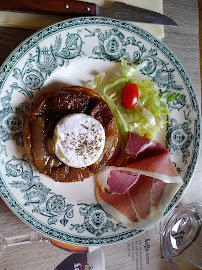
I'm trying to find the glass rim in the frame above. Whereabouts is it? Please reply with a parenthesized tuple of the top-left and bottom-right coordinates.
(162, 202, 202, 236)
(161, 201, 202, 268)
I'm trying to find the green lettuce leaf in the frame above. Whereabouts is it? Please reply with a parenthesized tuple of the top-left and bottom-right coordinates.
(86, 59, 180, 146)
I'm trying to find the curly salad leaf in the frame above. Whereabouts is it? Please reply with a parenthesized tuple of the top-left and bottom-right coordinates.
(86, 59, 180, 145)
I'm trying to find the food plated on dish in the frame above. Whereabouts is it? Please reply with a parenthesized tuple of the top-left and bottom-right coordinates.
(22, 59, 183, 230)
(23, 86, 120, 182)
(0, 17, 200, 245)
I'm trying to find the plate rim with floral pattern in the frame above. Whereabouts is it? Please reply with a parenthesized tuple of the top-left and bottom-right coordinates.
(0, 17, 201, 246)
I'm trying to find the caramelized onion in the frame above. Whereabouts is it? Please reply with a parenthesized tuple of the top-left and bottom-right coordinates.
(23, 86, 120, 182)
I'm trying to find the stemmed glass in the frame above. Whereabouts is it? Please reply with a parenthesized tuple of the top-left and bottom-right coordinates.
(0, 231, 89, 257)
(162, 202, 202, 270)
(0, 231, 102, 269)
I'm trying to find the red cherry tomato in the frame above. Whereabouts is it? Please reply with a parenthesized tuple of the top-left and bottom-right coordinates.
(121, 83, 139, 109)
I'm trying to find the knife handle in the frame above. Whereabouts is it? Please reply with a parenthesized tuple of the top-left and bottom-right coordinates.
(65, 0, 96, 15)
(0, 0, 97, 16)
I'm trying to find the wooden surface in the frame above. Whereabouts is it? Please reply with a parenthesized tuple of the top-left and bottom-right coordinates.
(0, 0, 201, 269)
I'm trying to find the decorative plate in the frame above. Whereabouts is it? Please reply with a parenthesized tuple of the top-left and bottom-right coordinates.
(0, 17, 201, 246)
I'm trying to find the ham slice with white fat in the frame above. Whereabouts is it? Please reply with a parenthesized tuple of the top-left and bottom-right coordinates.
(95, 132, 183, 230)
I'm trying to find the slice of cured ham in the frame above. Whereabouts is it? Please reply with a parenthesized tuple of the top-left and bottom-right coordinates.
(95, 132, 183, 230)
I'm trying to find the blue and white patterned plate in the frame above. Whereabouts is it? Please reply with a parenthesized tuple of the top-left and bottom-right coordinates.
(0, 17, 201, 246)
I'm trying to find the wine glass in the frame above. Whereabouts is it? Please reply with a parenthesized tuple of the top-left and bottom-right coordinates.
(0, 231, 89, 257)
(162, 202, 202, 270)
(0, 231, 103, 270)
